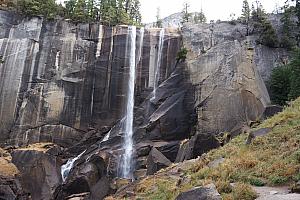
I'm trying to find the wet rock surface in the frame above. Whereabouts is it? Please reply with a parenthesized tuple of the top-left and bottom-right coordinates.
(0, 10, 289, 200)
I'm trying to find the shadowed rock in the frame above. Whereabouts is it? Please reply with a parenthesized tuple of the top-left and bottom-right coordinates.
(176, 133, 220, 162)
(11, 143, 62, 200)
(246, 128, 272, 145)
(175, 184, 221, 200)
(147, 147, 172, 175)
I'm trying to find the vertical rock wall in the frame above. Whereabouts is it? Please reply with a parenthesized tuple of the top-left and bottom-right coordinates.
(0, 10, 181, 146)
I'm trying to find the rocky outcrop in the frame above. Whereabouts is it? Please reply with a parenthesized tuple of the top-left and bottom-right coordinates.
(56, 151, 111, 200)
(175, 184, 222, 200)
(0, 148, 28, 199)
(175, 133, 220, 162)
(182, 22, 274, 136)
(146, 147, 172, 175)
(11, 143, 62, 200)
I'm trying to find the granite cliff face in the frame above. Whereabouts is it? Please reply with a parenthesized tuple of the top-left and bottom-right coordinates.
(182, 22, 288, 136)
(0, 10, 288, 200)
(0, 9, 182, 146)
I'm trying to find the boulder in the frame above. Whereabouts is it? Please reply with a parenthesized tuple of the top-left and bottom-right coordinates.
(176, 133, 220, 162)
(246, 128, 272, 144)
(147, 147, 172, 175)
(175, 184, 221, 200)
(263, 105, 283, 119)
(0, 176, 29, 200)
(292, 180, 300, 194)
(58, 151, 111, 200)
(11, 143, 62, 200)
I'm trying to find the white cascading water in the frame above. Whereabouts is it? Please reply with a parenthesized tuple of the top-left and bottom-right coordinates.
(151, 28, 165, 101)
(61, 150, 86, 182)
(137, 27, 144, 63)
(120, 26, 137, 179)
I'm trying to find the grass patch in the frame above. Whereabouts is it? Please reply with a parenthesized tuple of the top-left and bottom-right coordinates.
(111, 98, 300, 200)
(232, 183, 258, 200)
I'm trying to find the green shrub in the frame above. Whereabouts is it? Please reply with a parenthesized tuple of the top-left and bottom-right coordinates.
(269, 49, 300, 105)
(176, 48, 188, 62)
(269, 65, 291, 105)
(248, 177, 265, 186)
(269, 175, 288, 185)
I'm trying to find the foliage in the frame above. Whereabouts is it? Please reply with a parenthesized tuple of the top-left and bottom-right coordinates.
(16, 0, 62, 19)
(155, 7, 162, 28)
(181, 2, 191, 24)
(8, 0, 142, 25)
(280, 5, 297, 49)
(288, 49, 300, 100)
(250, 1, 279, 47)
(269, 62, 291, 106)
(176, 48, 188, 62)
(241, 0, 251, 35)
(194, 10, 206, 24)
(269, 49, 300, 105)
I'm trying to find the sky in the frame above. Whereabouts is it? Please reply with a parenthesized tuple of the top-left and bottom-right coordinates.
(140, 0, 287, 23)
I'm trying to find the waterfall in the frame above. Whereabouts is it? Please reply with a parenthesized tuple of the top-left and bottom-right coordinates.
(137, 27, 144, 63)
(120, 26, 137, 179)
(61, 150, 86, 182)
(151, 29, 165, 101)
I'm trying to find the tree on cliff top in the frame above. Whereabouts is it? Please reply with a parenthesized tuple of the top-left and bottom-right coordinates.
(251, 0, 279, 47)
(16, 0, 62, 19)
(181, 2, 192, 24)
(194, 9, 206, 23)
(241, 0, 251, 35)
(155, 7, 163, 28)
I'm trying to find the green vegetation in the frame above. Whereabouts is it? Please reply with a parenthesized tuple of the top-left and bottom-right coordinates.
(2, 0, 142, 25)
(176, 48, 188, 62)
(155, 7, 162, 28)
(181, 2, 192, 24)
(269, 49, 300, 105)
(15, 0, 63, 19)
(280, 5, 298, 49)
(241, 0, 251, 35)
(116, 97, 300, 200)
(194, 10, 206, 24)
(250, 0, 279, 47)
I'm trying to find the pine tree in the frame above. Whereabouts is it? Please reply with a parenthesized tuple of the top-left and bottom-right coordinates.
(129, 0, 141, 25)
(269, 64, 291, 105)
(194, 9, 206, 23)
(181, 2, 191, 24)
(241, 0, 250, 35)
(251, 0, 278, 47)
(280, 5, 297, 49)
(288, 49, 300, 100)
(156, 7, 162, 28)
(116, 0, 130, 24)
